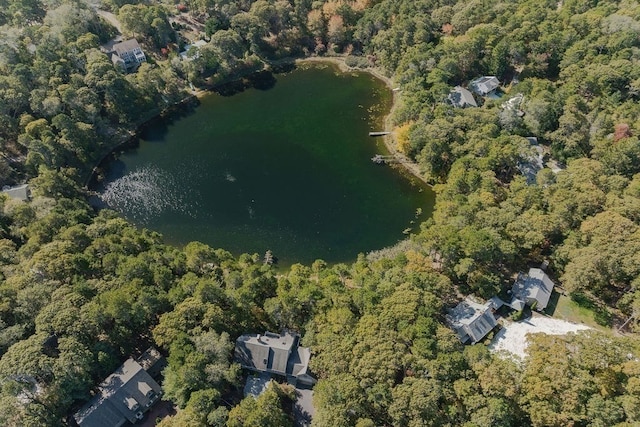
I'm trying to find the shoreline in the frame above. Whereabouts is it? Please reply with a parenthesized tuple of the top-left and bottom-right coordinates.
(87, 56, 429, 189)
(295, 57, 428, 186)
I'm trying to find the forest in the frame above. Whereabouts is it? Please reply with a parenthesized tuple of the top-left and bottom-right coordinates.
(2, 0, 640, 425)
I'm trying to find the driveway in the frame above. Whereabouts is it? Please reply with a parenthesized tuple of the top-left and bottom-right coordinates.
(293, 386, 315, 427)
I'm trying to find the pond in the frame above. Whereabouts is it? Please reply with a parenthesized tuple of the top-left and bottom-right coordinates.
(95, 63, 435, 266)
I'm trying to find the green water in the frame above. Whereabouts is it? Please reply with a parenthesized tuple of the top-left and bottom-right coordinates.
(98, 64, 434, 265)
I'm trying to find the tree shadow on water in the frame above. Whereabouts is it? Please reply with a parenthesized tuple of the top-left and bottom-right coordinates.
(214, 80, 248, 97)
(247, 70, 277, 91)
(139, 99, 200, 143)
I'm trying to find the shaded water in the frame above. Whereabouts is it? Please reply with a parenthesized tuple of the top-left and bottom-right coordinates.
(96, 64, 435, 265)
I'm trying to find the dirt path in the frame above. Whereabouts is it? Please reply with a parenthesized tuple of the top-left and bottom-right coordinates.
(97, 9, 122, 34)
(296, 57, 428, 185)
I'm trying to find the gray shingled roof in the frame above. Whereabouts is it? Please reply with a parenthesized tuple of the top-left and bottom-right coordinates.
(235, 331, 315, 385)
(113, 39, 142, 56)
(448, 86, 477, 108)
(236, 332, 296, 375)
(511, 268, 555, 310)
(469, 76, 500, 95)
(447, 298, 498, 344)
(74, 358, 162, 427)
(2, 184, 30, 201)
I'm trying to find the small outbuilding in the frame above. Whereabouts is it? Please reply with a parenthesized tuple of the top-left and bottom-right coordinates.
(511, 268, 555, 311)
(1, 184, 30, 201)
(446, 298, 498, 344)
(180, 39, 207, 60)
(447, 86, 477, 108)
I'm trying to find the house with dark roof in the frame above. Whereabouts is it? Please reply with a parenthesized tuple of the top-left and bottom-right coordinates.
(446, 298, 498, 344)
(1, 184, 30, 201)
(111, 39, 146, 72)
(74, 357, 162, 427)
(235, 331, 316, 387)
(469, 76, 500, 96)
(511, 267, 555, 311)
(447, 86, 477, 108)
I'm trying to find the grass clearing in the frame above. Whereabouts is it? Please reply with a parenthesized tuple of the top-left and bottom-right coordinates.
(547, 292, 608, 330)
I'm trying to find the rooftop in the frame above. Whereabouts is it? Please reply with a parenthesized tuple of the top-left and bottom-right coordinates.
(74, 358, 162, 427)
(448, 86, 477, 108)
(512, 268, 555, 310)
(2, 184, 30, 201)
(235, 331, 315, 385)
(469, 76, 500, 95)
(113, 38, 142, 55)
(447, 298, 498, 344)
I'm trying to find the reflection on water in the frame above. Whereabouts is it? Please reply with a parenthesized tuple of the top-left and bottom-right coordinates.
(95, 66, 435, 265)
(100, 165, 200, 224)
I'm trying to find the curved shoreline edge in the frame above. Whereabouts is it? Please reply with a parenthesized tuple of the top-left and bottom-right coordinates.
(295, 57, 429, 187)
(86, 56, 430, 190)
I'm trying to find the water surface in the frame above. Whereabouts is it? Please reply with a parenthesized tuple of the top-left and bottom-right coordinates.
(97, 64, 434, 265)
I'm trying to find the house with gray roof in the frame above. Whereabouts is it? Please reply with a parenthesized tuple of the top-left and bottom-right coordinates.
(469, 76, 500, 96)
(111, 39, 146, 72)
(511, 267, 555, 311)
(446, 298, 498, 344)
(74, 357, 162, 427)
(448, 86, 477, 108)
(235, 331, 316, 387)
(180, 39, 208, 60)
(1, 184, 30, 201)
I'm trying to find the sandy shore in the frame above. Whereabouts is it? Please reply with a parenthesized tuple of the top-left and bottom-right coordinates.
(296, 57, 427, 185)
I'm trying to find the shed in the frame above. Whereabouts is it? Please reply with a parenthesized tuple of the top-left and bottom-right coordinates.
(2, 184, 30, 201)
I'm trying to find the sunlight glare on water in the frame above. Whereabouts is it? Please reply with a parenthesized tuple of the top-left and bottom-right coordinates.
(100, 165, 200, 224)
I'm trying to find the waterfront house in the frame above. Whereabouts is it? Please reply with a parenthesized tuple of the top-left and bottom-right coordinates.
(447, 86, 477, 108)
(469, 76, 500, 96)
(235, 331, 316, 387)
(446, 298, 498, 344)
(111, 39, 146, 72)
(74, 354, 163, 426)
(511, 268, 555, 311)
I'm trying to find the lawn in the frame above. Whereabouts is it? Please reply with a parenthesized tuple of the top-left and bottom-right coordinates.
(546, 292, 609, 330)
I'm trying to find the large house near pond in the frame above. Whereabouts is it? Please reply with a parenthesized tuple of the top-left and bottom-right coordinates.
(74, 351, 164, 427)
(511, 267, 555, 311)
(447, 298, 498, 344)
(111, 39, 146, 72)
(235, 331, 316, 387)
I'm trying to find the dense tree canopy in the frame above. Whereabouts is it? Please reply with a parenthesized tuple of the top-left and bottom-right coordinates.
(2, 0, 640, 425)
